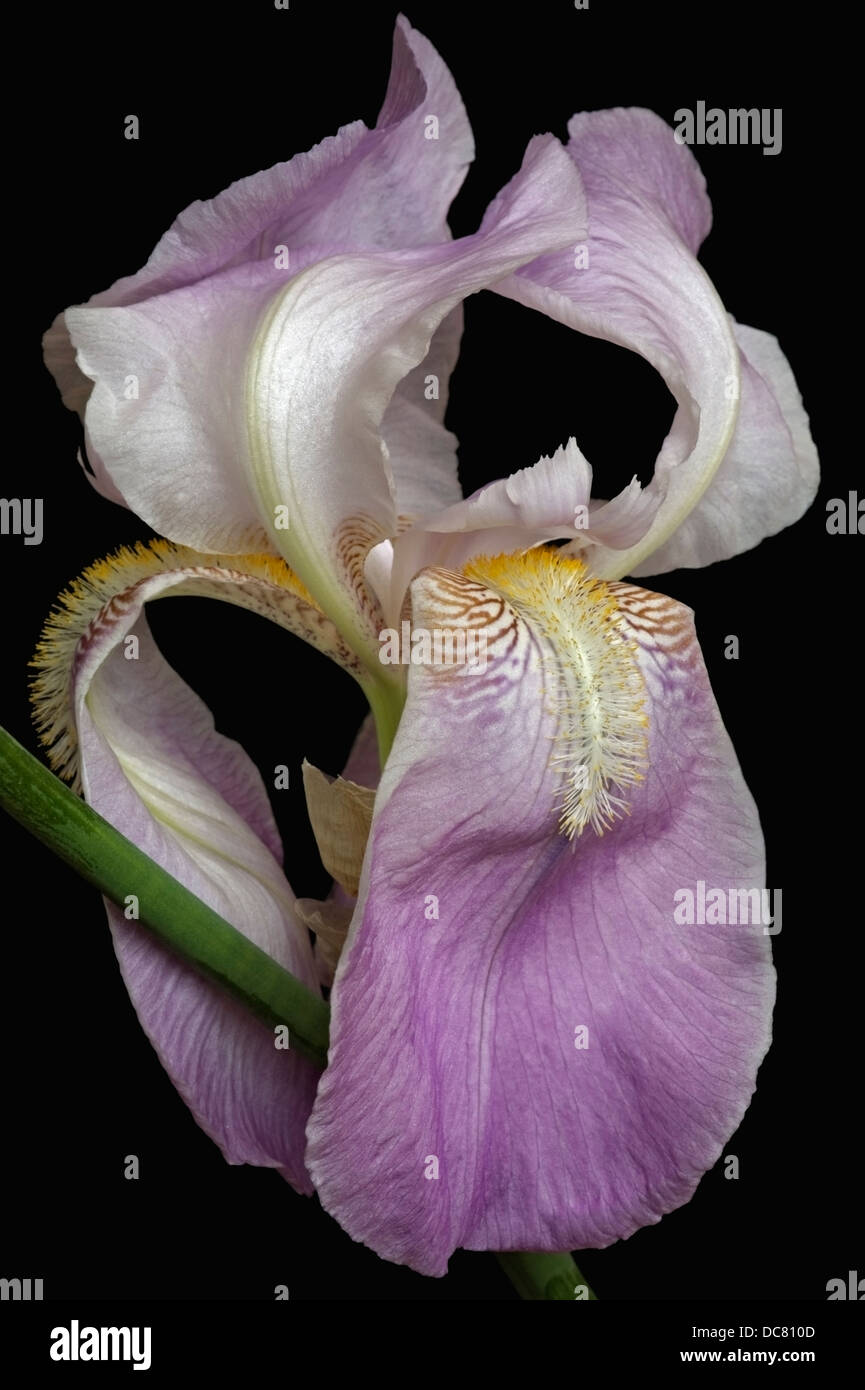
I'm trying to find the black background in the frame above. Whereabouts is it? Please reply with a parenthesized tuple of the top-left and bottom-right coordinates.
(1, 0, 859, 1312)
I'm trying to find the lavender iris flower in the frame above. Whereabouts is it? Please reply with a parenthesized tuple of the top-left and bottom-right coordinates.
(34, 18, 817, 1276)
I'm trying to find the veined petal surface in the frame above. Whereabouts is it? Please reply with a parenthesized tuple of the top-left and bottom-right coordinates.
(307, 551, 774, 1272)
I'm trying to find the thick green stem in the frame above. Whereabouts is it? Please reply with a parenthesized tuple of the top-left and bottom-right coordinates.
(497, 1252, 598, 1300)
(363, 675, 406, 768)
(0, 727, 329, 1066)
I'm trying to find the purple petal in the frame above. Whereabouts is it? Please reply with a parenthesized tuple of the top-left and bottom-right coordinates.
(64, 263, 284, 553)
(382, 307, 466, 520)
(84, 621, 320, 1190)
(496, 107, 816, 577)
(49, 115, 584, 676)
(307, 555, 774, 1273)
(630, 319, 819, 575)
(45, 17, 472, 406)
(43, 18, 474, 563)
(244, 134, 586, 660)
(31, 547, 354, 1190)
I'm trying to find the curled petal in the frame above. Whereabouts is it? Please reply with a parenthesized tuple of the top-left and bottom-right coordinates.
(49, 118, 584, 679)
(31, 544, 345, 1189)
(245, 133, 586, 663)
(629, 320, 820, 575)
(43, 17, 476, 641)
(45, 17, 472, 424)
(377, 438, 657, 625)
(63, 264, 286, 553)
(382, 307, 466, 520)
(307, 550, 774, 1273)
(496, 108, 816, 576)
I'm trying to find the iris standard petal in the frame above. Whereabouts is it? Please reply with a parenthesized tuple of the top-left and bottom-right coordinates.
(45, 17, 472, 422)
(376, 437, 657, 626)
(496, 107, 816, 577)
(244, 133, 586, 669)
(628, 319, 820, 575)
(43, 18, 475, 565)
(306, 550, 774, 1273)
(49, 129, 584, 685)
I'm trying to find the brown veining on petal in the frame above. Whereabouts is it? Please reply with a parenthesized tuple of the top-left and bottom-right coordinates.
(457, 550, 649, 838)
(31, 540, 364, 791)
(332, 512, 390, 646)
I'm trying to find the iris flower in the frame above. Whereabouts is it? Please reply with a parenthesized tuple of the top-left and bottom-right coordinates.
(35, 18, 817, 1276)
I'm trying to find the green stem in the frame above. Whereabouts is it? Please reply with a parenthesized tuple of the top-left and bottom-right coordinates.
(0, 727, 329, 1067)
(363, 675, 406, 769)
(497, 1252, 598, 1300)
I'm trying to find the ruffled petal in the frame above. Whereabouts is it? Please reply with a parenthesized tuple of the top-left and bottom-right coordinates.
(376, 438, 656, 626)
(50, 127, 584, 677)
(381, 307, 466, 520)
(44, 17, 472, 416)
(629, 320, 819, 575)
(31, 544, 349, 1190)
(307, 551, 774, 1273)
(495, 108, 816, 576)
(42, 17, 476, 633)
(64, 263, 284, 554)
(245, 134, 586, 663)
